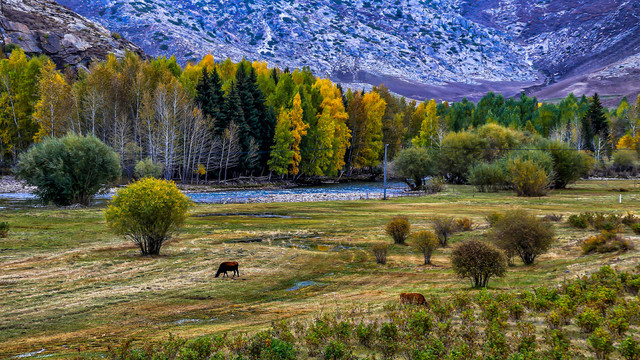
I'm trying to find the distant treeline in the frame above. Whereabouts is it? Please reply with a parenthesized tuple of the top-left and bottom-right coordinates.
(0, 48, 638, 182)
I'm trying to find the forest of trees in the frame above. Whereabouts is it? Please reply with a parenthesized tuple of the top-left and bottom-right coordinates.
(1, 47, 639, 184)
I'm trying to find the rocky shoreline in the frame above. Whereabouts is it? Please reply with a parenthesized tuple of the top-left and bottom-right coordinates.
(0, 176, 36, 194)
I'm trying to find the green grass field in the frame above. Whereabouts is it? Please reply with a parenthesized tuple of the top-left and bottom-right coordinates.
(1, 180, 639, 358)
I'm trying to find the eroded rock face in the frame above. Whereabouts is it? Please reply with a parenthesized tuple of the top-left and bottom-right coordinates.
(0, 0, 145, 69)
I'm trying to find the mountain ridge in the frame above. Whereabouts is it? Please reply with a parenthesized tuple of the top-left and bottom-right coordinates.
(7, 0, 640, 102)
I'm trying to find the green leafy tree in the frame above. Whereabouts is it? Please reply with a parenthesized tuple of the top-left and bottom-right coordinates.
(105, 178, 194, 256)
(392, 147, 437, 190)
(438, 131, 486, 183)
(16, 134, 120, 206)
(544, 140, 593, 188)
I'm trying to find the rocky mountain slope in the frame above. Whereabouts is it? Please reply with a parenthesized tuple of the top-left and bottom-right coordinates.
(37, 0, 640, 100)
(0, 0, 145, 70)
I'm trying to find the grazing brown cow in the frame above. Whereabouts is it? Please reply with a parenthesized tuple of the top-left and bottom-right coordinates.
(399, 292, 426, 306)
(215, 261, 240, 278)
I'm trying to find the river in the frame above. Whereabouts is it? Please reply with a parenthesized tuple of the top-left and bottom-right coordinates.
(0, 181, 410, 209)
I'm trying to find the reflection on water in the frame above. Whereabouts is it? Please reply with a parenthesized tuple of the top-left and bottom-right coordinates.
(0, 182, 409, 209)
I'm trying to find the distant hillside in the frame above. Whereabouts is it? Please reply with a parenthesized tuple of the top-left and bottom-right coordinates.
(13, 0, 640, 102)
(0, 0, 145, 70)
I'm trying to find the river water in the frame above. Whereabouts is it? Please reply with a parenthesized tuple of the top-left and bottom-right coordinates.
(0, 181, 409, 209)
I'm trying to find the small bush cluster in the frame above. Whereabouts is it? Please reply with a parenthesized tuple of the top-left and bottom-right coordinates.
(385, 216, 410, 244)
(134, 158, 165, 179)
(372, 243, 388, 265)
(456, 217, 473, 231)
(432, 216, 459, 247)
(110, 266, 640, 360)
(581, 231, 634, 254)
(568, 212, 629, 231)
(424, 176, 446, 194)
(0, 221, 8, 238)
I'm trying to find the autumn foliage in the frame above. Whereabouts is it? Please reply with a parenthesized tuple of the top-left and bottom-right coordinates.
(105, 178, 194, 256)
(385, 216, 411, 245)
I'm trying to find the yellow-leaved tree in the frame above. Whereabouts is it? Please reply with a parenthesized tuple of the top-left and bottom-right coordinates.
(289, 93, 309, 175)
(412, 99, 439, 148)
(268, 93, 308, 176)
(351, 91, 386, 169)
(309, 79, 351, 176)
(33, 60, 74, 141)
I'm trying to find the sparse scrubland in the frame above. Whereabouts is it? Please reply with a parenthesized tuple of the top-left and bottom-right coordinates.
(1, 180, 640, 358)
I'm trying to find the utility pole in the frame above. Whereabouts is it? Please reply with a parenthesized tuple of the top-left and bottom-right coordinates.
(383, 143, 389, 200)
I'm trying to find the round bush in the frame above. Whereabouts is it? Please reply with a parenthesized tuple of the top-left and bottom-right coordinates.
(412, 230, 439, 265)
(134, 158, 165, 179)
(16, 134, 121, 206)
(105, 178, 194, 255)
(451, 239, 507, 288)
(385, 216, 411, 244)
(506, 158, 551, 197)
(490, 210, 555, 265)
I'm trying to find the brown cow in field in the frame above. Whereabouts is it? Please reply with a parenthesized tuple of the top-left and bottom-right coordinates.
(215, 261, 240, 278)
(399, 292, 426, 306)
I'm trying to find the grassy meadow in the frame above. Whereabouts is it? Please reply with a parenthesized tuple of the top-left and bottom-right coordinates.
(1, 180, 640, 358)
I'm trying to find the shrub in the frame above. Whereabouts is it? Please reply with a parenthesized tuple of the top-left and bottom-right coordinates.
(485, 212, 503, 227)
(112, 32, 122, 40)
(576, 307, 604, 333)
(581, 231, 634, 254)
(392, 147, 437, 190)
(490, 210, 555, 265)
(16, 134, 121, 206)
(385, 216, 410, 244)
(323, 340, 350, 360)
(0, 222, 8, 238)
(619, 335, 640, 360)
(613, 149, 638, 171)
(544, 140, 593, 188)
(587, 327, 615, 360)
(568, 214, 589, 228)
(372, 243, 388, 265)
(632, 223, 640, 235)
(134, 158, 165, 179)
(424, 176, 446, 194)
(450, 239, 507, 288)
(377, 322, 398, 359)
(592, 213, 622, 231)
(622, 212, 639, 226)
(456, 217, 473, 231)
(355, 322, 376, 348)
(412, 230, 439, 265)
(432, 216, 458, 247)
(543, 214, 563, 222)
(105, 178, 194, 256)
(467, 162, 507, 192)
(506, 158, 551, 197)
